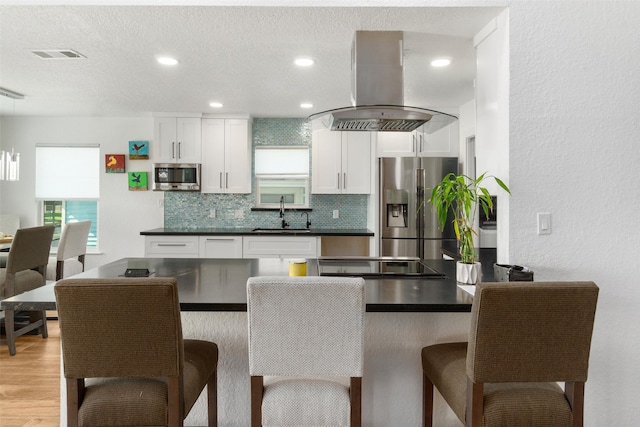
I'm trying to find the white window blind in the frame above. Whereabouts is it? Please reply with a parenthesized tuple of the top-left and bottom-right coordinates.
(254, 147, 309, 176)
(35, 145, 100, 199)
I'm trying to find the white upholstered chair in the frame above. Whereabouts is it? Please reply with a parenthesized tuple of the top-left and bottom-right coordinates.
(246, 276, 365, 427)
(46, 220, 91, 281)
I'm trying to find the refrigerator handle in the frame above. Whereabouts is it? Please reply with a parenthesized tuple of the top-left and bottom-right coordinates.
(416, 168, 426, 259)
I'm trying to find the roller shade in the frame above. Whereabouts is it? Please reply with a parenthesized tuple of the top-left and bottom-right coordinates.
(255, 147, 309, 176)
(35, 145, 100, 199)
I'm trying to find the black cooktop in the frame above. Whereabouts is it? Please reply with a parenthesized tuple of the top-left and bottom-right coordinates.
(317, 257, 445, 279)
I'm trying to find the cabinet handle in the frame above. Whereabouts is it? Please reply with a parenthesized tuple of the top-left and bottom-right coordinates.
(343, 173, 347, 189)
(219, 172, 223, 188)
(412, 135, 416, 153)
(337, 173, 341, 189)
(172, 142, 176, 159)
(178, 142, 182, 159)
(226, 172, 229, 188)
(419, 134, 424, 153)
(206, 238, 235, 242)
(157, 243, 187, 247)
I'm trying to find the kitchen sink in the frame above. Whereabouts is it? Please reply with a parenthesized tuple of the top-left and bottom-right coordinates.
(251, 228, 312, 233)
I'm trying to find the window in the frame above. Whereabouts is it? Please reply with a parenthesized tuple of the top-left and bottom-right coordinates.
(257, 178, 308, 206)
(35, 145, 100, 249)
(42, 201, 98, 249)
(254, 147, 309, 208)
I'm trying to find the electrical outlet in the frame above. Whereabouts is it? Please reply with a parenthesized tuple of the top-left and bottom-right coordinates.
(235, 209, 244, 219)
(333, 210, 339, 219)
(209, 209, 216, 219)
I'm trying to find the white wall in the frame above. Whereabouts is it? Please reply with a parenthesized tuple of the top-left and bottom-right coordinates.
(0, 116, 164, 269)
(475, 9, 510, 262)
(508, 1, 640, 425)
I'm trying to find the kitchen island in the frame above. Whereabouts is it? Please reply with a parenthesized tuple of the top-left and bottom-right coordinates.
(2, 257, 475, 426)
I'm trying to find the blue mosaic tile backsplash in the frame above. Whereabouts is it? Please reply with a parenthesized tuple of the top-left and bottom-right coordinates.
(164, 118, 369, 229)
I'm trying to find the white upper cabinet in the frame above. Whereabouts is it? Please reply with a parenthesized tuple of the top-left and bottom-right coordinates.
(154, 117, 202, 163)
(312, 128, 371, 194)
(201, 117, 252, 194)
(376, 130, 420, 157)
(376, 122, 459, 158)
(420, 122, 460, 157)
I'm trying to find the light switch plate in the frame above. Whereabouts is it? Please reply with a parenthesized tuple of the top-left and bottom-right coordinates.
(537, 213, 551, 235)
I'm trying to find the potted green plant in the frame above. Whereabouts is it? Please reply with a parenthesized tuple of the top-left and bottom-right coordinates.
(428, 172, 510, 284)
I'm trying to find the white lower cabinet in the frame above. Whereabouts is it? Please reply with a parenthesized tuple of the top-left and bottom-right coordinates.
(199, 236, 243, 259)
(145, 235, 320, 259)
(242, 236, 320, 259)
(144, 236, 199, 258)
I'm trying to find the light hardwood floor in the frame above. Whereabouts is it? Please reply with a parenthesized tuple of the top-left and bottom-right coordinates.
(0, 316, 60, 426)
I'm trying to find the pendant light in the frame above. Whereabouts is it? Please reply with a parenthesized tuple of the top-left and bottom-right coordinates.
(0, 90, 23, 181)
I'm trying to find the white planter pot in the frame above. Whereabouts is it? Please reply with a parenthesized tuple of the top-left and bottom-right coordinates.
(456, 261, 482, 284)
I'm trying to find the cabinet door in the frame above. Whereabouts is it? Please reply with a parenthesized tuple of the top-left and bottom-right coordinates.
(419, 122, 459, 157)
(342, 132, 371, 194)
(154, 117, 201, 163)
(200, 236, 243, 258)
(175, 117, 202, 163)
(312, 128, 342, 194)
(376, 131, 417, 157)
(155, 117, 179, 162)
(224, 119, 251, 194)
(201, 119, 226, 193)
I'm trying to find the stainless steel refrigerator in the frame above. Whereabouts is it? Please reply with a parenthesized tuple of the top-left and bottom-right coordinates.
(379, 157, 458, 259)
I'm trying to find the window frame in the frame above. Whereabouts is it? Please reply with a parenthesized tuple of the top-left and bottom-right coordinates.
(35, 144, 100, 253)
(40, 200, 99, 253)
(254, 146, 310, 209)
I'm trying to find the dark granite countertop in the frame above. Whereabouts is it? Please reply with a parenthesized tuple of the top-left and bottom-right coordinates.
(1, 257, 476, 313)
(140, 227, 374, 237)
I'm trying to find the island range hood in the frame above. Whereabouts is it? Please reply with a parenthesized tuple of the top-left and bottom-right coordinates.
(309, 31, 457, 132)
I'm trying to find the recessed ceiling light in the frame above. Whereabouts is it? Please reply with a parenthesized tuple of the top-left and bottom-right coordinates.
(431, 58, 451, 67)
(157, 57, 179, 66)
(300, 103, 313, 109)
(294, 58, 315, 67)
(209, 102, 223, 108)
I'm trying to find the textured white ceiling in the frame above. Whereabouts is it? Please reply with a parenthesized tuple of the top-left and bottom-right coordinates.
(0, 4, 504, 117)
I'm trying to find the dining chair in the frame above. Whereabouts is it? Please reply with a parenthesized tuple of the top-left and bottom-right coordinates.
(247, 276, 365, 427)
(46, 220, 91, 281)
(421, 281, 599, 427)
(54, 277, 219, 427)
(0, 225, 54, 356)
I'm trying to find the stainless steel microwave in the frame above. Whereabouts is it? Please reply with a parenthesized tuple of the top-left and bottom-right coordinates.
(152, 163, 201, 191)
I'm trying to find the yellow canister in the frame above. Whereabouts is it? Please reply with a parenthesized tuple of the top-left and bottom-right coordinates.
(289, 259, 307, 276)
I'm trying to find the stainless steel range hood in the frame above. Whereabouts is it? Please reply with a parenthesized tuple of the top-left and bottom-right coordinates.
(309, 31, 457, 132)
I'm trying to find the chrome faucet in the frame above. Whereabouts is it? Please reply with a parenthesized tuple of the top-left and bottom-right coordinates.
(302, 212, 311, 229)
(280, 195, 289, 229)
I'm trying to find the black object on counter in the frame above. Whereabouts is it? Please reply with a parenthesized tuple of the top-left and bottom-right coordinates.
(124, 268, 152, 277)
(493, 264, 534, 281)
